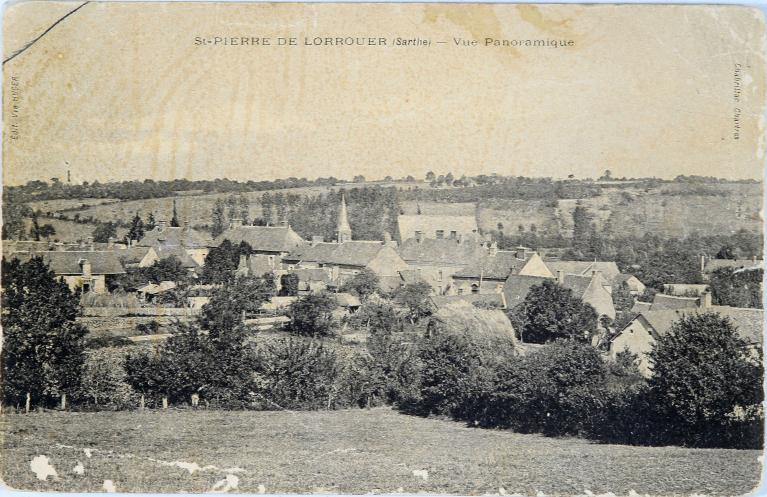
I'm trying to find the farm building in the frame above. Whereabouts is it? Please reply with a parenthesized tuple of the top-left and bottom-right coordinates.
(451, 246, 553, 295)
(503, 270, 616, 321)
(137, 221, 212, 266)
(610, 296, 764, 376)
(398, 237, 488, 295)
(9, 250, 125, 294)
(214, 220, 306, 258)
(397, 214, 479, 242)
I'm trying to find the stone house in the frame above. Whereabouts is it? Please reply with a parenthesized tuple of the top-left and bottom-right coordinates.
(610, 293, 764, 376)
(451, 246, 553, 295)
(397, 214, 479, 242)
(11, 250, 125, 294)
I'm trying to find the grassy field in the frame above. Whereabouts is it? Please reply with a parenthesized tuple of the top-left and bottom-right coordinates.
(2, 408, 761, 495)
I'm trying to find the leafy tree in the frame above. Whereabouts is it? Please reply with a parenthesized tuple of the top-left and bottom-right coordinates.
(482, 340, 607, 435)
(1, 257, 87, 407)
(142, 256, 189, 284)
(39, 224, 56, 240)
(611, 283, 637, 331)
(211, 199, 226, 238)
(198, 274, 275, 335)
(170, 200, 180, 227)
(279, 273, 299, 296)
(201, 239, 252, 284)
(29, 212, 41, 241)
(92, 222, 117, 243)
(709, 267, 763, 309)
(79, 348, 137, 409)
(346, 298, 401, 333)
(145, 212, 157, 231)
(339, 269, 380, 300)
(571, 204, 593, 256)
(425, 171, 435, 182)
(648, 313, 763, 430)
(393, 281, 433, 324)
(287, 292, 338, 337)
(516, 279, 598, 343)
(127, 212, 145, 242)
(254, 338, 341, 410)
(716, 244, 737, 260)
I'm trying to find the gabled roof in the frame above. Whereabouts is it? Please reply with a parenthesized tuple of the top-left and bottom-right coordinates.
(399, 269, 430, 285)
(631, 301, 652, 314)
(137, 226, 211, 249)
(214, 225, 305, 253)
(397, 214, 478, 240)
(286, 241, 389, 267)
(650, 293, 700, 311)
(398, 238, 486, 266)
(116, 246, 155, 265)
(545, 261, 621, 280)
(453, 251, 531, 280)
(155, 246, 199, 268)
(11, 251, 125, 275)
(288, 268, 332, 284)
(562, 274, 592, 299)
(633, 306, 763, 345)
(502, 274, 550, 307)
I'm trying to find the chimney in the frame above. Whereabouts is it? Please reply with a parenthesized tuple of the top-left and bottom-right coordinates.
(230, 218, 243, 229)
(591, 269, 602, 283)
(699, 291, 712, 309)
(183, 220, 191, 232)
(700, 254, 705, 272)
(489, 242, 498, 256)
(107, 237, 115, 249)
(87, 236, 94, 251)
(456, 234, 463, 245)
(157, 220, 167, 232)
(311, 235, 324, 247)
(556, 270, 565, 284)
(80, 259, 92, 278)
(415, 231, 423, 243)
(238, 254, 247, 269)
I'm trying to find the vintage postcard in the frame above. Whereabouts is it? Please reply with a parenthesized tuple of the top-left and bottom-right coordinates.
(1, 2, 765, 495)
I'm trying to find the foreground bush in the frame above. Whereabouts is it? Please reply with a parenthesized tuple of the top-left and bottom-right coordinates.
(254, 338, 342, 410)
(479, 340, 606, 435)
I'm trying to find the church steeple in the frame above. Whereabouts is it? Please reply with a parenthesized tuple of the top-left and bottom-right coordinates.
(337, 194, 352, 243)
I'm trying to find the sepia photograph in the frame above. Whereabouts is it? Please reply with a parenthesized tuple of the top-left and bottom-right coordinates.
(1, 2, 766, 495)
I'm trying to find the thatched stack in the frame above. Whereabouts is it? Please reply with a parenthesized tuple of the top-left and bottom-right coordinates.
(426, 299, 518, 354)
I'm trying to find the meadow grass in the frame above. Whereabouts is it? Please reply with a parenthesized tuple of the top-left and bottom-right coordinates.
(1, 407, 762, 495)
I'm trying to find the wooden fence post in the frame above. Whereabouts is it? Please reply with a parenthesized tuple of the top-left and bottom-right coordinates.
(25, 392, 31, 414)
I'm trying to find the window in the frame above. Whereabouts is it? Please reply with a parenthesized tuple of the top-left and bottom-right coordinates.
(436, 230, 445, 239)
(438, 270, 443, 282)
(471, 284, 479, 294)
(450, 231, 457, 239)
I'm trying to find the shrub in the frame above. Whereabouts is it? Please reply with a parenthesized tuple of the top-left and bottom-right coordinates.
(647, 312, 764, 447)
(254, 338, 342, 410)
(287, 292, 338, 337)
(479, 340, 607, 436)
(402, 332, 488, 418)
(78, 348, 138, 410)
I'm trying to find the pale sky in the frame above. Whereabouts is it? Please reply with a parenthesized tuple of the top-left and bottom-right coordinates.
(3, 2, 765, 185)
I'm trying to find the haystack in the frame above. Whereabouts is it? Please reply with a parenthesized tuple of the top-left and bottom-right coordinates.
(426, 300, 518, 353)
